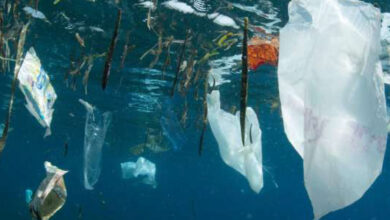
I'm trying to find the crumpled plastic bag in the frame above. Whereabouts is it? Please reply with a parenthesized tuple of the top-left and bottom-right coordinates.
(29, 162, 68, 220)
(278, 0, 387, 218)
(120, 157, 157, 188)
(79, 99, 112, 190)
(207, 90, 263, 193)
(18, 47, 57, 137)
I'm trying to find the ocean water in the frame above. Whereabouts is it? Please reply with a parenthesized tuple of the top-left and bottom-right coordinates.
(0, 0, 389, 219)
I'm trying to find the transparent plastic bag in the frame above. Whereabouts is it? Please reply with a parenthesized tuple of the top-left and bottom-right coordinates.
(79, 99, 112, 190)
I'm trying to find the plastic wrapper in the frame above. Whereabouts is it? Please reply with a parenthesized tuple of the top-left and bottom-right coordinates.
(121, 157, 157, 188)
(25, 189, 33, 204)
(79, 99, 112, 190)
(18, 48, 57, 137)
(278, 0, 387, 218)
(29, 162, 68, 220)
(207, 90, 263, 193)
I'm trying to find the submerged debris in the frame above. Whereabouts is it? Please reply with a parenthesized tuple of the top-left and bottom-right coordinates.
(0, 22, 29, 154)
(23, 6, 49, 23)
(171, 29, 190, 96)
(240, 18, 249, 146)
(102, 9, 122, 90)
(120, 31, 134, 70)
(248, 35, 279, 70)
(149, 31, 163, 69)
(75, 33, 85, 47)
(130, 132, 169, 156)
(29, 162, 68, 220)
(64, 141, 69, 157)
(121, 157, 157, 188)
(198, 70, 209, 156)
(79, 99, 112, 190)
(161, 36, 174, 79)
(17, 46, 58, 136)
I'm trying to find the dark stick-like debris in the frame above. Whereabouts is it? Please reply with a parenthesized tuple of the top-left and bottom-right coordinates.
(240, 18, 249, 146)
(0, 22, 29, 155)
(161, 36, 173, 79)
(102, 9, 122, 90)
(64, 142, 68, 157)
(120, 31, 131, 70)
(170, 29, 190, 97)
(198, 71, 209, 156)
(149, 31, 163, 69)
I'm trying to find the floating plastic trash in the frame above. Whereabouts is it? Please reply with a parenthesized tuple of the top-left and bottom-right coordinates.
(207, 90, 263, 193)
(18, 47, 57, 137)
(248, 36, 279, 70)
(160, 99, 186, 151)
(79, 99, 112, 190)
(29, 162, 68, 220)
(278, 0, 387, 218)
(23, 7, 49, 23)
(162, 0, 205, 16)
(121, 157, 157, 188)
(207, 13, 239, 29)
(25, 189, 33, 204)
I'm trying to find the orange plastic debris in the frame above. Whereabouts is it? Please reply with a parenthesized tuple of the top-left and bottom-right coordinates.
(248, 36, 279, 70)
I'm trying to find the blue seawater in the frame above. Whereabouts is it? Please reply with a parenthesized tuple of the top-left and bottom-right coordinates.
(0, 0, 389, 220)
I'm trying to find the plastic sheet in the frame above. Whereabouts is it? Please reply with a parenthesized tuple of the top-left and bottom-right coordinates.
(29, 162, 68, 220)
(18, 47, 57, 137)
(79, 99, 112, 190)
(160, 99, 186, 151)
(278, 0, 387, 218)
(207, 90, 263, 193)
(120, 157, 157, 188)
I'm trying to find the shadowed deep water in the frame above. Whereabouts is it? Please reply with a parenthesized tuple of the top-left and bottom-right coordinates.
(0, 0, 390, 219)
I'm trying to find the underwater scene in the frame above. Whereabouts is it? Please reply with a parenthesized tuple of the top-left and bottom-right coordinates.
(0, 0, 390, 219)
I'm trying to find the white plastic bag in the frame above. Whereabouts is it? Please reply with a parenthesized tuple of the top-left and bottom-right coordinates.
(18, 47, 57, 137)
(278, 0, 387, 218)
(121, 157, 157, 187)
(79, 99, 112, 190)
(207, 90, 263, 193)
